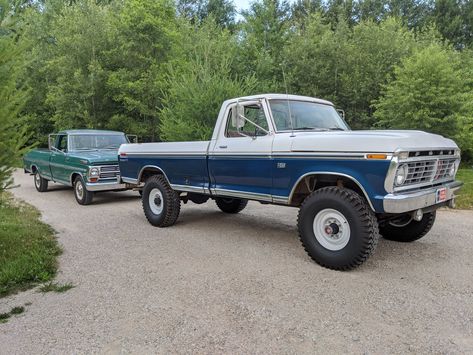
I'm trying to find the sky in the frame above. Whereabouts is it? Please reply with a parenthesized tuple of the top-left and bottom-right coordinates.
(233, 0, 252, 11)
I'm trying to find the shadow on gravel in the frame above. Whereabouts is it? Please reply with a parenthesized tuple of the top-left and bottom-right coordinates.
(176, 205, 448, 269)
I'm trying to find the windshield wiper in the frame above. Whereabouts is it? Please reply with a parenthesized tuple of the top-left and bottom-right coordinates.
(292, 127, 328, 131)
(328, 127, 345, 131)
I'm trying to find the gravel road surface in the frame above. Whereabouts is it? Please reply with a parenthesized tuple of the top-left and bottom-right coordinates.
(1, 170, 473, 354)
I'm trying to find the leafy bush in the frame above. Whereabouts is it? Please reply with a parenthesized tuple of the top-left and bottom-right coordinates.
(374, 44, 473, 159)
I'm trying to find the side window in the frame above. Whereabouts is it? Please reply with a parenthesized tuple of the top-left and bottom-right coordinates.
(225, 104, 269, 138)
(57, 135, 68, 152)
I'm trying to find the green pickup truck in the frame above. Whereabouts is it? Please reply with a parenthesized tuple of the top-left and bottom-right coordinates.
(23, 129, 137, 205)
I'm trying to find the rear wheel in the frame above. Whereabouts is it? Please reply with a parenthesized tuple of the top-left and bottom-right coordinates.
(298, 187, 380, 271)
(34, 171, 48, 192)
(74, 176, 94, 205)
(380, 212, 436, 242)
(142, 175, 180, 227)
(215, 198, 248, 214)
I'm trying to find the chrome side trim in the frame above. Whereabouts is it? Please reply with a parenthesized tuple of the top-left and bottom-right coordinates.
(122, 176, 139, 184)
(383, 180, 463, 213)
(171, 184, 210, 194)
(123, 152, 207, 156)
(137, 165, 172, 185)
(211, 188, 273, 202)
(272, 195, 290, 204)
(288, 172, 375, 211)
(69, 171, 86, 186)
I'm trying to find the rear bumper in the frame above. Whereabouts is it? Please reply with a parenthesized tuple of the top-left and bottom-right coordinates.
(85, 180, 127, 192)
(382, 180, 463, 214)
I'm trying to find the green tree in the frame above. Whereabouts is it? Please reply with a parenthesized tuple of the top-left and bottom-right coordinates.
(106, 0, 178, 141)
(286, 16, 418, 128)
(160, 20, 257, 141)
(239, 0, 291, 91)
(177, 0, 236, 29)
(44, 0, 115, 131)
(374, 44, 473, 158)
(0, 38, 29, 193)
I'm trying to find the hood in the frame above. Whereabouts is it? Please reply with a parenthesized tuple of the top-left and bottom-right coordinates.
(290, 130, 458, 153)
(69, 149, 119, 165)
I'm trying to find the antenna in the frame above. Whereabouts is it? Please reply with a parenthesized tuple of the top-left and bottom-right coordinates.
(281, 64, 295, 137)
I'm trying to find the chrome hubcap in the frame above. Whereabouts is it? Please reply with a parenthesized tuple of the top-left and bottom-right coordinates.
(313, 208, 351, 251)
(34, 173, 40, 187)
(75, 181, 84, 200)
(149, 188, 164, 215)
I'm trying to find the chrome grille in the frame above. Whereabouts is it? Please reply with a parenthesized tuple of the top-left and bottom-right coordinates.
(397, 158, 457, 191)
(99, 165, 120, 179)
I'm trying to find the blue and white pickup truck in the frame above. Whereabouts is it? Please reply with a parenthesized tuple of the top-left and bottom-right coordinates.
(118, 94, 462, 270)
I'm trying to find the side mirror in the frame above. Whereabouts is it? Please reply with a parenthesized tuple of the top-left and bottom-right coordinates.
(48, 134, 56, 151)
(337, 109, 345, 120)
(231, 104, 245, 129)
(127, 135, 138, 143)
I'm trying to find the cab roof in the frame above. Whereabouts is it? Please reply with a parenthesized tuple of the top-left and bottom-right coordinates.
(224, 93, 334, 106)
(57, 129, 125, 135)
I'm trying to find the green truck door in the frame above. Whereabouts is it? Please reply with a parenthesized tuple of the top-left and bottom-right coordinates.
(50, 135, 69, 184)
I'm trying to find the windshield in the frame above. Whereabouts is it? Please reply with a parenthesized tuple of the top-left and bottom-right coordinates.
(69, 134, 128, 151)
(269, 100, 349, 132)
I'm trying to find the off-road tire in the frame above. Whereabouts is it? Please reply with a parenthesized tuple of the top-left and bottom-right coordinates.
(74, 176, 94, 205)
(34, 171, 48, 192)
(380, 212, 436, 243)
(142, 175, 180, 227)
(298, 187, 380, 271)
(215, 198, 248, 214)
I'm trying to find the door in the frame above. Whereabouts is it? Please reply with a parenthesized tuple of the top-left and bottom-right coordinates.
(50, 134, 69, 183)
(209, 101, 274, 201)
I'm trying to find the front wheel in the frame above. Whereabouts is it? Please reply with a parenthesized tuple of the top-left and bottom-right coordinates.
(298, 187, 380, 271)
(380, 212, 436, 242)
(74, 176, 94, 205)
(142, 175, 181, 227)
(34, 171, 48, 192)
(215, 198, 248, 214)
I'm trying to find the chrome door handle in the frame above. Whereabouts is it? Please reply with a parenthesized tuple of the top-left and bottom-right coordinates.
(219, 145, 227, 149)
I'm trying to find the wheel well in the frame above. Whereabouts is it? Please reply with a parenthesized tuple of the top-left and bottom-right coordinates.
(139, 167, 167, 184)
(290, 174, 370, 208)
(70, 173, 81, 185)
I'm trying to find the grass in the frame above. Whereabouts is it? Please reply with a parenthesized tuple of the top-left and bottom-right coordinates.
(455, 168, 473, 210)
(0, 306, 25, 324)
(0, 193, 61, 297)
(39, 281, 75, 293)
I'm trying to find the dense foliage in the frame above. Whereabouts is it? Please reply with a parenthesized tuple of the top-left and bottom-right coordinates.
(1, 0, 473, 190)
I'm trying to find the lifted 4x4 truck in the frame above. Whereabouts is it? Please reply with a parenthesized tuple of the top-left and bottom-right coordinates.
(24, 130, 137, 205)
(119, 94, 463, 270)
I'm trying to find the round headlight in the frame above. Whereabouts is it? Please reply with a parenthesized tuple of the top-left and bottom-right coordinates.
(89, 167, 100, 177)
(448, 161, 459, 177)
(395, 164, 408, 186)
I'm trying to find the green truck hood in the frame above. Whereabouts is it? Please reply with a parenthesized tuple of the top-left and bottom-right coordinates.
(69, 150, 119, 165)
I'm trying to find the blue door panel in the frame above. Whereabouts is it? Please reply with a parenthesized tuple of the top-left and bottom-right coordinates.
(208, 156, 273, 195)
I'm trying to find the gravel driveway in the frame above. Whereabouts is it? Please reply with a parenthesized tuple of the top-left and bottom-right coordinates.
(1, 170, 473, 354)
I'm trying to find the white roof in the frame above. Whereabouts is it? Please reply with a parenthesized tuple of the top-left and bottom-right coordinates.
(224, 93, 334, 106)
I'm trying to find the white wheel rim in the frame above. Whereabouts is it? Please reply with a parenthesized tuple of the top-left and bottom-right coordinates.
(75, 181, 84, 200)
(34, 173, 41, 187)
(149, 188, 164, 215)
(313, 208, 351, 251)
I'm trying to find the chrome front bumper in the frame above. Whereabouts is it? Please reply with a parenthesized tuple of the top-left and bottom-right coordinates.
(383, 180, 463, 214)
(85, 180, 127, 192)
